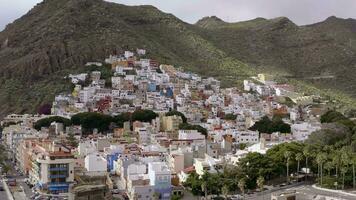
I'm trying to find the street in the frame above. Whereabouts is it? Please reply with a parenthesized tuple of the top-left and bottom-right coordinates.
(243, 184, 356, 200)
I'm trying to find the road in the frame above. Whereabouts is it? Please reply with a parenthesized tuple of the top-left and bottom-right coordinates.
(4, 147, 33, 199)
(243, 184, 356, 200)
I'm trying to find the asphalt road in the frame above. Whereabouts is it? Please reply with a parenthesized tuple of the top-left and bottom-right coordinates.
(243, 184, 356, 200)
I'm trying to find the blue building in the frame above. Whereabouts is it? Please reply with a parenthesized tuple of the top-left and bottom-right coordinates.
(148, 162, 171, 200)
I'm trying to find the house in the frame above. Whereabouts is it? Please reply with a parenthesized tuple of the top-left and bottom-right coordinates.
(148, 162, 171, 200)
(84, 154, 107, 172)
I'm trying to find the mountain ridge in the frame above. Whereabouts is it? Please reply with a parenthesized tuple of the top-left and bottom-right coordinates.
(0, 0, 356, 117)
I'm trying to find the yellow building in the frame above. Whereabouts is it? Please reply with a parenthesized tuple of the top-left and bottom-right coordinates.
(161, 115, 183, 132)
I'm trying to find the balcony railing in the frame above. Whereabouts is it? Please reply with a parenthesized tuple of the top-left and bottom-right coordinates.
(49, 167, 67, 171)
(49, 174, 67, 179)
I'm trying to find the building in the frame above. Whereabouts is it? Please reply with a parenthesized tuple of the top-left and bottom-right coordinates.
(85, 154, 108, 172)
(30, 141, 75, 195)
(291, 122, 321, 141)
(148, 162, 171, 200)
(127, 174, 154, 200)
(161, 115, 182, 132)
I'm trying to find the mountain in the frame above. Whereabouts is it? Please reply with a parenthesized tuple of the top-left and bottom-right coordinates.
(0, 0, 252, 117)
(0, 0, 355, 117)
(195, 16, 356, 99)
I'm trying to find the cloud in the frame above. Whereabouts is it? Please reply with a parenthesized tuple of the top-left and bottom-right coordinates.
(1, 0, 356, 31)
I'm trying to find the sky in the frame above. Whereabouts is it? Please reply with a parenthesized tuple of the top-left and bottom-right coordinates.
(1, 0, 356, 31)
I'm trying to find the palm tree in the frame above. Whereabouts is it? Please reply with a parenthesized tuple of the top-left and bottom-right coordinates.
(303, 145, 311, 181)
(238, 178, 246, 198)
(295, 153, 303, 178)
(316, 153, 327, 186)
(340, 147, 351, 190)
(341, 167, 348, 190)
(324, 161, 333, 176)
(284, 151, 292, 183)
(332, 151, 341, 178)
(221, 185, 229, 200)
(352, 155, 356, 189)
(257, 176, 265, 200)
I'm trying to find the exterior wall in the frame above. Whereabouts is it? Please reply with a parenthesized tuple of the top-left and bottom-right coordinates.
(168, 154, 184, 173)
(85, 154, 108, 172)
(148, 162, 171, 200)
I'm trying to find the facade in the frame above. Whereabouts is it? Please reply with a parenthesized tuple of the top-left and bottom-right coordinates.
(148, 162, 171, 200)
(30, 141, 75, 195)
(85, 154, 108, 172)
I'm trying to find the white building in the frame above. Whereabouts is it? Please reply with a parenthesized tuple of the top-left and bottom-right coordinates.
(84, 154, 107, 172)
(291, 122, 321, 141)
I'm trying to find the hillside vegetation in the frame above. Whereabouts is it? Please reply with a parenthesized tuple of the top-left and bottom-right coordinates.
(0, 0, 355, 117)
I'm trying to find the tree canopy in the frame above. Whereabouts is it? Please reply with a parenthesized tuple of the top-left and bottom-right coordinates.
(166, 110, 187, 123)
(131, 109, 158, 123)
(321, 110, 348, 123)
(71, 112, 113, 134)
(179, 123, 208, 137)
(34, 116, 72, 130)
(249, 115, 291, 134)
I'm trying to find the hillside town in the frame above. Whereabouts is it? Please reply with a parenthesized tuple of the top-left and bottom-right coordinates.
(1, 49, 355, 200)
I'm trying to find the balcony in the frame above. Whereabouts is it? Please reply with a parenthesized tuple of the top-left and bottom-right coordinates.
(49, 167, 67, 171)
(49, 174, 67, 179)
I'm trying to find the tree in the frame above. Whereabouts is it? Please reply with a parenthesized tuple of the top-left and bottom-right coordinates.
(238, 179, 246, 198)
(249, 115, 291, 134)
(303, 145, 312, 181)
(131, 109, 158, 122)
(295, 153, 303, 178)
(316, 153, 327, 186)
(324, 161, 333, 176)
(341, 167, 348, 190)
(34, 116, 72, 130)
(284, 151, 292, 183)
(71, 112, 113, 134)
(320, 110, 347, 123)
(183, 172, 204, 196)
(341, 147, 351, 190)
(179, 123, 208, 137)
(166, 110, 187, 123)
(221, 185, 229, 199)
(257, 176, 265, 200)
(332, 150, 342, 178)
(352, 155, 356, 189)
(113, 112, 131, 128)
(37, 103, 52, 115)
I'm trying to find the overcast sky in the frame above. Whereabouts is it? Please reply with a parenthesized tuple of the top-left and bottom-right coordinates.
(1, 0, 356, 31)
